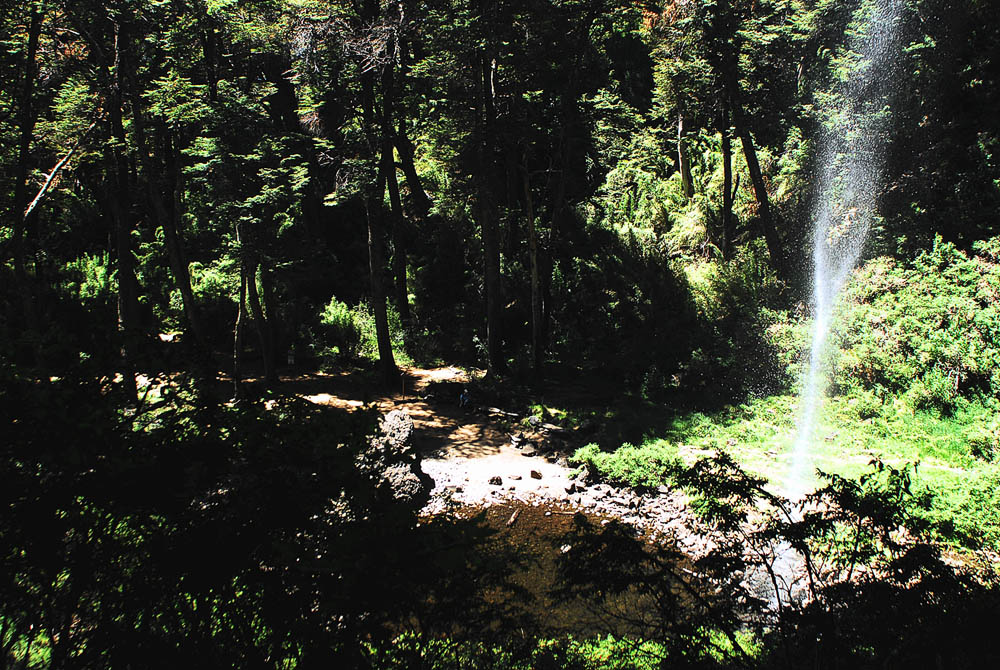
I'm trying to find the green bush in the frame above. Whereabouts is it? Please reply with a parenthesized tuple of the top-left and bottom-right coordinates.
(965, 419, 1000, 461)
(572, 441, 679, 489)
(67, 252, 116, 308)
(318, 298, 409, 366)
(320, 297, 363, 359)
(830, 236, 1000, 414)
(848, 388, 884, 420)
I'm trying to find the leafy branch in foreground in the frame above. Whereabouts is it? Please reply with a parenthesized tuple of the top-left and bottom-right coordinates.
(554, 453, 1000, 669)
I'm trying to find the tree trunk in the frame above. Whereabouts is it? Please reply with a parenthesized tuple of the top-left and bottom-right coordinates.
(394, 124, 432, 221)
(387, 157, 410, 325)
(109, 20, 142, 401)
(721, 100, 734, 259)
(523, 167, 542, 376)
(10, 7, 42, 357)
(678, 111, 694, 199)
(725, 70, 784, 275)
(233, 257, 248, 398)
(11, 7, 41, 281)
(366, 196, 398, 383)
(474, 38, 504, 376)
(735, 121, 783, 273)
(381, 61, 410, 326)
(358, 33, 398, 384)
(125, 62, 208, 355)
(260, 255, 280, 375)
(245, 254, 276, 386)
(162, 132, 208, 349)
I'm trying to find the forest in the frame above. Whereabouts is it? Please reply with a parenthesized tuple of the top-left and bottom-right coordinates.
(2, 0, 1000, 667)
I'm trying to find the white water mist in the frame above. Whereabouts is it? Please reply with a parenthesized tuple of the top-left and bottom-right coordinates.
(787, 0, 904, 498)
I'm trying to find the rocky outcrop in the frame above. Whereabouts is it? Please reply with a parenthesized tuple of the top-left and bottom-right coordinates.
(358, 410, 432, 510)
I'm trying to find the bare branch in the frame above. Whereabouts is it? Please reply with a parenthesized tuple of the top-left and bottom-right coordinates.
(22, 120, 97, 220)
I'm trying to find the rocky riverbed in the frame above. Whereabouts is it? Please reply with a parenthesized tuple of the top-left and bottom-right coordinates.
(418, 431, 713, 556)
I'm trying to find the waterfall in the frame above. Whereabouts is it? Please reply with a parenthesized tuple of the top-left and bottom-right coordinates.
(786, 0, 904, 498)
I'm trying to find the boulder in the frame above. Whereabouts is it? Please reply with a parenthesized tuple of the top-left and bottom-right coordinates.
(358, 409, 432, 510)
(379, 410, 414, 454)
(381, 464, 429, 505)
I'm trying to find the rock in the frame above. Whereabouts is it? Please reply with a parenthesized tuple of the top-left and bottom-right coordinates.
(358, 409, 431, 510)
(510, 474, 523, 481)
(528, 415, 542, 427)
(379, 410, 414, 454)
(565, 483, 577, 494)
(530, 470, 543, 480)
(521, 447, 537, 456)
(544, 453, 558, 463)
(381, 464, 431, 506)
(488, 476, 503, 486)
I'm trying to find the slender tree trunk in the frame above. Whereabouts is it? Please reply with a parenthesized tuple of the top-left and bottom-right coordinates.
(233, 256, 248, 398)
(721, 100, 734, 259)
(109, 20, 142, 401)
(381, 62, 410, 326)
(366, 194, 398, 383)
(11, 6, 42, 355)
(735, 120, 783, 272)
(477, 50, 504, 376)
(725, 69, 784, 274)
(677, 111, 694, 199)
(161, 132, 208, 348)
(259, 255, 280, 374)
(523, 167, 542, 375)
(394, 124, 431, 221)
(245, 254, 275, 386)
(126, 63, 208, 356)
(359, 37, 398, 383)
(387, 157, 410, 325)
(12, 5, 41, 274)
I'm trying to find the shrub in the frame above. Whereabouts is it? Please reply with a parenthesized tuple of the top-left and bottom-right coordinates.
(318, 298, 410, 366)
(827, 237, 1000, 413)
(320, 297, 362, 359)
(572, 441, 679, 489)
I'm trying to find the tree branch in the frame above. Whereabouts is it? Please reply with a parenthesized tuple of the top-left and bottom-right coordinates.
(22, 121, 97, 220)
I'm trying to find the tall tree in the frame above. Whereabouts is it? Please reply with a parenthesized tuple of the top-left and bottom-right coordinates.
(474, 0, 504, 376)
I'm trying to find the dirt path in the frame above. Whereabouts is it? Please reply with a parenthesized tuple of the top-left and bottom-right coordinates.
(290, 366, 580, 501)
(290, 365, 702, 551)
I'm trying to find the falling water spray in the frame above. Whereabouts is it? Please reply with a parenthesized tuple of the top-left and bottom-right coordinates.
(786, 0, 905, 498)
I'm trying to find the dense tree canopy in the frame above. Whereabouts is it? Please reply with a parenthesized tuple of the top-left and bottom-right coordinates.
(2, 0, 999, 667)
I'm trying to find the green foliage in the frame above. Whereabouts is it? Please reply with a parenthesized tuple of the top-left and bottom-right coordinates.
(319, 297, 362, 361)
(831, 237, 1000, 413)
(184, 259, 238, 344)
(676, 241, 794, 400)
(317, 297, 409, 367)
(363, 632, 671, 670)
(143, 70, 211, 130)
(572, 441, 679, 490)
(66, 251, 116, 308)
